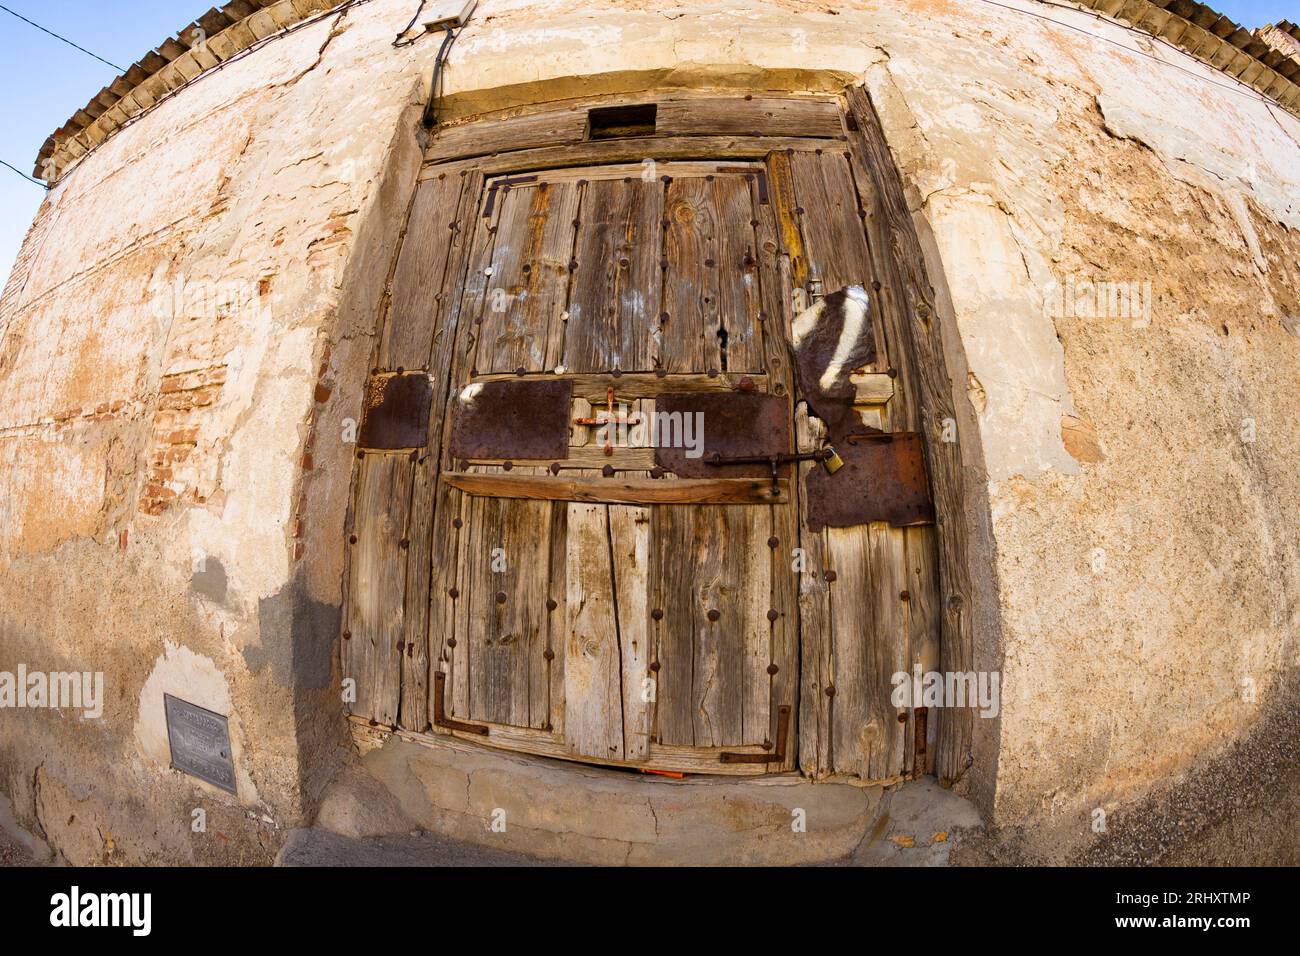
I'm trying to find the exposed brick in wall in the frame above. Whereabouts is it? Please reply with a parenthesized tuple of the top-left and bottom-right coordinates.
(141, 364, 228, 516)
(0, 199, 53, 339)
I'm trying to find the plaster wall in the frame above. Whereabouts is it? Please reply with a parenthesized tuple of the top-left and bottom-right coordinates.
(0, 0, 451, 863)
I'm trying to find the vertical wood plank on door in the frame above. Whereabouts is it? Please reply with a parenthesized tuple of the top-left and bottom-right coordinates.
(610, 505, 651, 760)
(344, 455, 413, 726)
(660, 176, 720, 373)
(450, 488, 473, 719)
(794, 403, 833, 775)
(711, 174, 766, 373)
(788, 150, 888, 374)
(754, 162, 801, 768)
(464, 480, 553, 728)
(864, 523, 909, 780)
(398, 171, 479, 732)
(737, 509, 773, 747)
(436, 173, 500, 725)
(564, 178, 662, 373)
(476, 182, 580, 374)
(543, 501, 567, 733)
(844, 85, 975, 783)
(905, 524, 942, 772)
(564, 502, 624, 759)
(825, 526, 870, 778)
(379, 172, 466, 370)
(650, 505, 696, 746)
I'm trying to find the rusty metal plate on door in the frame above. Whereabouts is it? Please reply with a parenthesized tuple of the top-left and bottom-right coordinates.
(805, 432, 934, 530)
(358, 372, 434, 450)
(449, 379, 573, 461)
(654, 392, 791, 478)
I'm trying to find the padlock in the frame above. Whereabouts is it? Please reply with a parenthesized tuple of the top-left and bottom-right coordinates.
(821, 446, 844, 474)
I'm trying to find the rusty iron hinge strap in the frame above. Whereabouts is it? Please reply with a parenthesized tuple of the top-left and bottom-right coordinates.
(482, 175, 539, 217)
(719, 705, 791, 764)
(433, 671, 489, 736)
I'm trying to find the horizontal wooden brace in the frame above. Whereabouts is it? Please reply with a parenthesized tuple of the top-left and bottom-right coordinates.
(444, 472, 788, 505)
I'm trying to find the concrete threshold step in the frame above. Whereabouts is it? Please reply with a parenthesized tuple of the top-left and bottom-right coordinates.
(292, 732, 979, 866)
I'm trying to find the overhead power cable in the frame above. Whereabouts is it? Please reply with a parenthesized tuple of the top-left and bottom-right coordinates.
(1, 158, 45, 187)
(0, 3, 125, 72)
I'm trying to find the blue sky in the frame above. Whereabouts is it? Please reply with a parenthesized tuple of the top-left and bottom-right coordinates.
(0, 1, 1296, 284)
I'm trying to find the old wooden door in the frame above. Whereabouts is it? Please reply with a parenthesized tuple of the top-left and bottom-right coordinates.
(429, 162, 799, 773)
(345, 116, 942, 784)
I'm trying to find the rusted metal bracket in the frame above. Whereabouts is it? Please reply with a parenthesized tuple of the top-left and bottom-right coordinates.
(706, 448, 841, 496)
(654, 391, 790, 478)
(482, 174, 538, 217)
(805, 430, 934, 530)
(913, 706, 928, 774)
(449, 378, 573, 461)
(716, 165, 769, 203)
(719, 705, 791, 764)
(573, 386, 640, 456)
(358, 371, 434, 450)
(433, 672, 489, 736)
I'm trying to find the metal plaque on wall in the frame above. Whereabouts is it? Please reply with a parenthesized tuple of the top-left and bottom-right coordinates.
(164, 694, 237, 794)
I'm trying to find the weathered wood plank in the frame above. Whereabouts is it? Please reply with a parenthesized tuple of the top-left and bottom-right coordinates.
(904, 523, 942, 773)
(844, 85, 975, 784)
(419, 137, 835, 181)
(649, 505, 694, 746)
(371, 720, 773, 776)
(469, 370, 766, 399)
(788, 149, 889, 373)
(466, 447, 657, 470)
(864, 523, 909, 780)
(825, 525, 869, 776)
(399, 169, 480, 733)
(753, 173, 801, 770)
(444, 472, 788, 505)
(428, 108, 588, 163)
(475, 181, 580, 373)
(711, 174, 765, 372)
(563, 178, 662, 373)
(660, 176, 719, 373)
(463, 481, 553, 728)
(564, 502, 624, 759)
(343, 455, 413, 726)
(438, 172, 501, 725)
(544, 501, 567, 734)
(380, 173, 465, 370)
(794, 403, 833, 776)
(656, 96, 845, 139)
(610, 505, 652, 760)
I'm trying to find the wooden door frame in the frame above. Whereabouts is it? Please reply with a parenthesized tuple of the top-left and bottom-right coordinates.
(344, 88, 979, 788)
